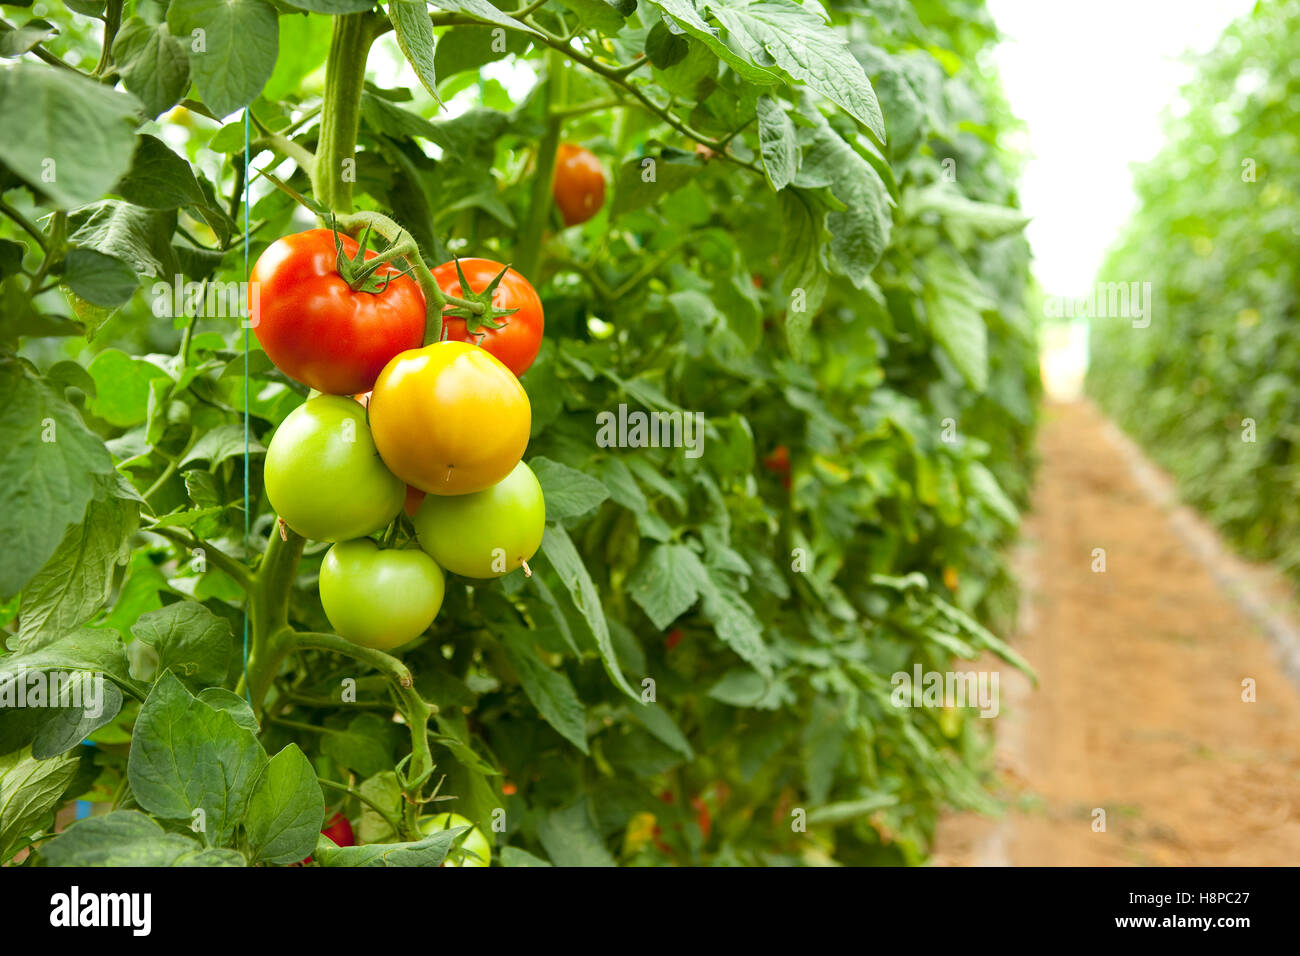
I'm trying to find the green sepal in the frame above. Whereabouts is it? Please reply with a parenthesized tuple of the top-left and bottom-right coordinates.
(442, 257, 520, 333)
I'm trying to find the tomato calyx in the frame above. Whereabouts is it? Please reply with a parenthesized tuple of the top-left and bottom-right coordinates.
(440, 257, 520, 335)
(330, 219, 413, 295)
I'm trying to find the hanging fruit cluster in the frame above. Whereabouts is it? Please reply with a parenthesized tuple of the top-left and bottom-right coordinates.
(251, 224, 547, 651)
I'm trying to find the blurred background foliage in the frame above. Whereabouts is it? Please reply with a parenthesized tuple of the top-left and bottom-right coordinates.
(1088, 0, 1300, 582)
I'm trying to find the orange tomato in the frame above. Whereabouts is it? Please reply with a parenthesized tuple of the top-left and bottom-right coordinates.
(553, 143, 606, 226)
(369, 341, 530, 496)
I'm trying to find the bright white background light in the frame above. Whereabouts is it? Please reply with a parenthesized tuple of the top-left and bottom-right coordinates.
(986, 0, 1255, 298)
(986, 0, 1255, 396)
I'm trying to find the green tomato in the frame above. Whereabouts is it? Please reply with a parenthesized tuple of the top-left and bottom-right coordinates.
(264, 395, 404, 541)
(413, 460, 545, 578)
(420, 813, 491, 867)
(318, 540, 445, 650)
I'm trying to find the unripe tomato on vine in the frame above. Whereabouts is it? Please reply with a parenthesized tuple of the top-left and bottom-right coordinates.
(553, 143, 606, 226)
(434, 258, 544, 377)
(369, 340, 531, 496)
(248, 229, 425, 395)
(263, 395, 405, 542)
(318, 539, 445, 650)
(413, 460, 545, 578)
(420, 813, 491, 867)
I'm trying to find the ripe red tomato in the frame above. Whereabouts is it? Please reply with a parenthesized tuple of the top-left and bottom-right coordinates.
(249, 229, 425, 395)
(553, 144, 605, 226)
(665, 628, 684, 651)
(322, 813, 355, 847)
(304, 812, 355, 863)
(433, 259, 544, 377)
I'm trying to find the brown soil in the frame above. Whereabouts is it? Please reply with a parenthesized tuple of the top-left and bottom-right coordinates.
(935, 401, 1300, 866)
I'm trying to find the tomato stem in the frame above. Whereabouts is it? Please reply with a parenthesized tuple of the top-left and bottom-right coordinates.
(336, 210, 487, 345)
(514, 50, 565, 278)
(241, 527, 306, 714)
(314, 13, 375, 213)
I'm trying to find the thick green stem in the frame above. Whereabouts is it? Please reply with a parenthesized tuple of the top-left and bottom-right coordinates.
(314, 14, 374, 213)
(242, 528, 306, 712)
(93, 1, 123, 79)
(515, 50, 565, 278)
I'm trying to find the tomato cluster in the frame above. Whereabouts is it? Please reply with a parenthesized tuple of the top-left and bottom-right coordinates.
(253, 229, 547, 653)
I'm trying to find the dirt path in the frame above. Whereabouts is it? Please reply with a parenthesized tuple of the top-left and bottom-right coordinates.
(935, 401, 1300, 866)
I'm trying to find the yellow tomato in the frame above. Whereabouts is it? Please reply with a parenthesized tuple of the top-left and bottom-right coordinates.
(369, 341, 530, 496)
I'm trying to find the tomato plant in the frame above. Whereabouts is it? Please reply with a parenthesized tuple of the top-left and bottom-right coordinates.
(1088, 1, 1300, 582)
(435, 258, 545, 377)
(0, 0, 1038, 869)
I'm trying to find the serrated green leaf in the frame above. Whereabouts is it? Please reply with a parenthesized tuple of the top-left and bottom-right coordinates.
(130, 601, 233, 690)
(921, 249, 992, 392)
(167, 0, 279, 119)
(127, 671, 267, 846)
(499, 627, 588, 752)
(112, 17, 190, 118)
(246, 745, 325, 865)
(627, 543, 706, 630)
(17, 474, 138, 644)
(38, 810, 245, 866)
(530, 456, 610, 521)
(704, 0, 884, 140)
(0, 747, 78, 862)
(0, 357, 115, 600)
(540, 524, 637, 700)
(536, 801, 616, 866)
(756, 94, 797, 191)
(390, 0, 442, 103)
(0, 64, 140, 208)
